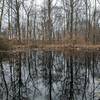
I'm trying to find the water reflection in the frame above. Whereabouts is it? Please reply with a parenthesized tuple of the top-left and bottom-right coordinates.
(0, 50, 100, 100)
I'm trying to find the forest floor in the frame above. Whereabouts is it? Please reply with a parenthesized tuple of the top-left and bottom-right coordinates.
(1, 38, 100, 52)
(12, 41, 100, 52)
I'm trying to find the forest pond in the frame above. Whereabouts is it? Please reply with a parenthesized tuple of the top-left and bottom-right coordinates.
(0, 50, 100, 100)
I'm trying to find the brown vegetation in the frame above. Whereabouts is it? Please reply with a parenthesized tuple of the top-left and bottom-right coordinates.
(0, 37, 11, 50)
(0, 35, 100, 52)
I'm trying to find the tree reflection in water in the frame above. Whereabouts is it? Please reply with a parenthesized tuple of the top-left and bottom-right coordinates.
(0, 50, 100, 100)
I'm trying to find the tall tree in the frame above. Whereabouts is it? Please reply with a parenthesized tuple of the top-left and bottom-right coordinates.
(48, 0, 52, 40)
(22, 0, 34, 41)
(70, 0, 74, 39)
(93, 0, 96, 44)
(0, 0, 5, 33)
(15, 0, 21, 42)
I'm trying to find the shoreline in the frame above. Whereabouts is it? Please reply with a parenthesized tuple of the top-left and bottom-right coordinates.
(1, 44, 100, 53)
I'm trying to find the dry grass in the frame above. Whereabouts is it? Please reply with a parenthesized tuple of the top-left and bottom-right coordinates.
(0, 36, 100, 52)
(0, 37, 11, 50)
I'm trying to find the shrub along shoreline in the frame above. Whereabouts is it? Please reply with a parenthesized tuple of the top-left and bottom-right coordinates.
(0, 38, 100, 52)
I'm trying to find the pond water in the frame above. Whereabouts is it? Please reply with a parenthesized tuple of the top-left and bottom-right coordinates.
(0, 50, 100, 100)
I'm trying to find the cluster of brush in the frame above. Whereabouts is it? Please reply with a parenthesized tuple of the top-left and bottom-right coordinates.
(0, 37, 11, 51)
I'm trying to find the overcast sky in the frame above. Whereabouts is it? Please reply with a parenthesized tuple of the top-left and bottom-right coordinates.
(34, 0, 99, 8)
(2, 0, 100, 29)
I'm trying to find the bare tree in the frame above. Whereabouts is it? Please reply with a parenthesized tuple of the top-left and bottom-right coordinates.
(22, 0, 34, 41)
(48, 0, 52, 40)
(0, 0, 5, 33)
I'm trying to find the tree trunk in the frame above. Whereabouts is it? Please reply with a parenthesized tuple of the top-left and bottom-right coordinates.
(70, 0, 73, 39)
(0, 0, 5, 33)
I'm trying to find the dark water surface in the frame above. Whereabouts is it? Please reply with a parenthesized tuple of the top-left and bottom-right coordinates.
(0, 50, 100, 100)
